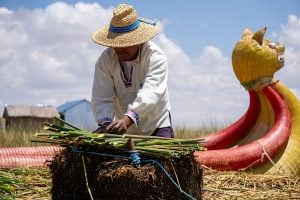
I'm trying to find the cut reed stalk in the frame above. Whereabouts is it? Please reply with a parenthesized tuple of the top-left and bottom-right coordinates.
(33, 118, 206, 158)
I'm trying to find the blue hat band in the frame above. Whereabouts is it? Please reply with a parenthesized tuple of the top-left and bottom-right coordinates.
(109, 20, 140, 33)
(109, 18, 156, 33)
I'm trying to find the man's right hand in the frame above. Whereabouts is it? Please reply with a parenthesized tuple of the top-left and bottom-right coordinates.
(106, 116, 133, 134)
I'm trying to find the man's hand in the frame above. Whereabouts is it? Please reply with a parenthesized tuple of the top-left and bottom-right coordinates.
(92, 122, 111, 133)
(106, 116, 134, 134)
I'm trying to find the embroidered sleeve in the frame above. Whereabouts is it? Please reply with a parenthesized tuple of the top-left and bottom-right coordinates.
(124, 110, 139, 126)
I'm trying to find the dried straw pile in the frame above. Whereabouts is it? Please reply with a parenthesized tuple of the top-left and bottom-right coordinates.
(203, 168, 300, 200)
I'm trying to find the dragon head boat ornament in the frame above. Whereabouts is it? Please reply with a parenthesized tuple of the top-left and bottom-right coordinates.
(195, 26, 300, 175)
(232, 26, 285, 91)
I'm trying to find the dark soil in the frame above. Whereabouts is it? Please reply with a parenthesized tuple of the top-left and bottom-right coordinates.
(49, 145, 203, 200)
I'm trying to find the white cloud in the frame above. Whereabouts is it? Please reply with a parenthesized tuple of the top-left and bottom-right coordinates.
(154, 34, 248, 127)
(276, 15, 300, 97)
(0, 7, 12, 14)
(0, 3, 108, 110)
(279, 15, 300, 48)
(0, 3, 299, 129)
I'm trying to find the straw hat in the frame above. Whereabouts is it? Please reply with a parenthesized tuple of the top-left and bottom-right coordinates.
(92, 4, 160, 47)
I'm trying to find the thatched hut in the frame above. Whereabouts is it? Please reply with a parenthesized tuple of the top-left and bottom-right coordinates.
(2, 104, 59, 132)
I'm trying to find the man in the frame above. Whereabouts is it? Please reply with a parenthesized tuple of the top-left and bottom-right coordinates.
(91, 4, 173, 138)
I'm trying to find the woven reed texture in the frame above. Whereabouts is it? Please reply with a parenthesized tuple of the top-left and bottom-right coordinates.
(0, 146, 62, 169)
(232, 28, 284, 89)
(266, 82, 300, 175)
(92, 4, 159, 47)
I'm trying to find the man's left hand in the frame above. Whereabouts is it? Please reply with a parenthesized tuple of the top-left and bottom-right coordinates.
(106, 116, 134, 134)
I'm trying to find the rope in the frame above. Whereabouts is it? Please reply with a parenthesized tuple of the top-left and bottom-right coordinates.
(70, 146, 197, 200)
(129, 152, 195, 199)
(141, 159, 196, 200)
(257, 142, 275, 165)
(81, 155, 94, 200)
(130, 151, 141, 165)
(70, 146, 129, 159)
(169, 159, 182, 189)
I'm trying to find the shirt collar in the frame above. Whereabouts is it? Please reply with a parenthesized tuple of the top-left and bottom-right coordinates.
(111, 42, 146, 65)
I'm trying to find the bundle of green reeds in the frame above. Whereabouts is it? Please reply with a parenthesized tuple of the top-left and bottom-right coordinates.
(0, 173, 19, 195)
(33, 117, 205, 158)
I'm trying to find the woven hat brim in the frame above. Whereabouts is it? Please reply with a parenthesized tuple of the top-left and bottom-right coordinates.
(92, 22, 159, 47)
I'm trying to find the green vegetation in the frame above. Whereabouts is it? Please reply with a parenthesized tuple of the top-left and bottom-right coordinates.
(0, 119, 299, 200)
(175, 126, 220, 139)
(1, 167, 299, 200)
(0, 129, 46, 147)
(0, 118, 62, 147)
(0, 168, 51, 200)
(33, 117, 206, 158)
(0, 118, 225, 147)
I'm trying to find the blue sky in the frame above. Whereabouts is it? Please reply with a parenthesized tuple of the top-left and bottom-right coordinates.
(2, 0, 300, 57)
(1, 0, 300, 127)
